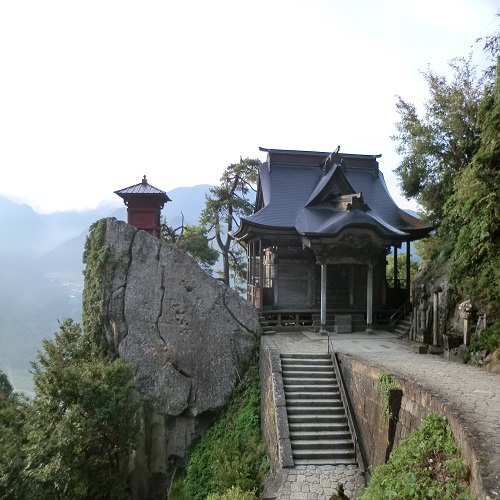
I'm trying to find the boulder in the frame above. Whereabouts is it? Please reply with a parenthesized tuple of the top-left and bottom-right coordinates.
(99, 218, 260, 498)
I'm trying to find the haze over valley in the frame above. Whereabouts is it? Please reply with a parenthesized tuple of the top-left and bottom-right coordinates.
(0, 185, 211, 392)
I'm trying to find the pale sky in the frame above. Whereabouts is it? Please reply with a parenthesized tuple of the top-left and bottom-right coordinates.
(0, 0, 498, 214)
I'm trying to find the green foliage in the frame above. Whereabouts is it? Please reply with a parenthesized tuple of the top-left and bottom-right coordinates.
(392, 57, 486, 224)
(469, 323, 500, 354)
(206, 485, 258, 500)
(178, 359, 268, 500)
(393, 32, 500, 321)
(200, 157, 261, 288)
(24, 318, 139, 499)
(442, 62, 500, 315)
(0, 391, 30, 498)
(386, 253, 419, 287)
(0, 370, 13, 399)
(2, 219, 140, 498)
(413, 231, 456, 269)
(360, 413, 471, 499)
(82, 219, 110, 355)
(161, 219, 219, 273)
(377, 372, 396, 423)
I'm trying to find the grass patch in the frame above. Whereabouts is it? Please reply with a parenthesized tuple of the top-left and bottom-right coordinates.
(377, 372, 396, 423)
(170, 356, 268, 500)
(360, 413, 471, 499)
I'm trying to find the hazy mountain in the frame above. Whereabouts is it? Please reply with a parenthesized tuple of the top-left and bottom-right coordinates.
(0, 185, 212, 393)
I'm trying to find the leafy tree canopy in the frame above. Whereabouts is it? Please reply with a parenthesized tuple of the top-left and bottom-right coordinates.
(24, 318, 139, 499)
(0, 370, 13, 400)
(161, 218, 219, 273)
(443, 58, 500, 314)
(386, 253, 419, 288)
(392, 56, 487, 224)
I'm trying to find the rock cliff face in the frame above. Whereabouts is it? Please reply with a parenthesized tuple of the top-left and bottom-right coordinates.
(99, 218, 260, 498)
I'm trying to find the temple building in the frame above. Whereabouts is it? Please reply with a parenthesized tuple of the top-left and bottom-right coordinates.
(115, 175, 170, 238)
(233, 148, 433, 332)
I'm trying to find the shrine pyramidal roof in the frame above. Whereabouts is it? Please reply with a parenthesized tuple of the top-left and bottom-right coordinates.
(234, 148, 433, 245)
(114, 176, 171, 204)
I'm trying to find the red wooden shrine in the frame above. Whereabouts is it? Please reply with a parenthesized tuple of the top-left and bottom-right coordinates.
(114, 176, 171, 238)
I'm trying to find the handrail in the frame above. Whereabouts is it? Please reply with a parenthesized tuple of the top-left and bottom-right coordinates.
(326, 333, 366, 472)
(390, 299, 412, 325)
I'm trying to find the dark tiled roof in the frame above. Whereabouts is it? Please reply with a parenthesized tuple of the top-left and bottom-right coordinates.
(235, 149, 432, 243)
(114, 176, 171, 203)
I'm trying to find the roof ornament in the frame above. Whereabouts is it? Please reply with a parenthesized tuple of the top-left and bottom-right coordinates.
(142, 175, 148, 185)
(322, 146, 341, 175)
(347, 193, 369, 212)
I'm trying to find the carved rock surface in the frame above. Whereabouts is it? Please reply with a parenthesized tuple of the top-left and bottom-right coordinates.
(101, 218, 260, 498)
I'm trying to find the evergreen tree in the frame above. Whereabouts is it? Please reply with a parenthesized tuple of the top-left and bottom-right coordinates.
(392, 57, 487, 224)
(161, 219, 219, 274)
(0, 370, 13, 399)
(444, 57, 500, 313)
(23, 319, 138, 499)
(0, 372, 29, 499)
(200, 157, 261, 290)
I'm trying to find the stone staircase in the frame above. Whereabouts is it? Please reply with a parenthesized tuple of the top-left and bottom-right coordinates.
(393, 312, 412, 337)
(259, 316, 276, 335)
(281, 353, 357, 465)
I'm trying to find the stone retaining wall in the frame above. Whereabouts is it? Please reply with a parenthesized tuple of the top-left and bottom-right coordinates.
(337, 353, 486, 499)
(260, 337, 294, 473)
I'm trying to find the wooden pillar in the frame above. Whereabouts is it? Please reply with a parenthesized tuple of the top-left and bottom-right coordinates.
(366, 261, 374, 333)
(247, 243, 252, 302)
(394, 246, 398, 288)
(259, 239, 264, 312)
(382, 260, 387, 306)
(320, 264, 327, 334)
(406, 240, 411, 301)
(348, 265, 355, 307)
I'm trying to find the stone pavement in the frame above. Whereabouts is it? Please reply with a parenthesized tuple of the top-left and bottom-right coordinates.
(275, 465, 363, 499)
(266, 330, 500, 499)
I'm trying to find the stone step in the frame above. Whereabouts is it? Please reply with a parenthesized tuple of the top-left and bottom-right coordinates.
(281, 353, 331, 360)
(284, 377, 336, 386)
(292, 448, 356, 462)
(281, 358, 333, 370)
(290, 430, 352, 441)
(283, 369, 335, 377)
(286, 399, 344, 408)
(284, 383, 338, 391)
(293, 456, 358, 466)
(281, 363, 334, 375)
(285, 390, 340, 399)
(291, 439, 355, 450)
(287, 413, 348, 424)
(287, 406, 346, 416)
(288, 421, 350, 432)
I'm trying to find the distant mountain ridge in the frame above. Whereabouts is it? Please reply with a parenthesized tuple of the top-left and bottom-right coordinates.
(0, 185, 213, 392)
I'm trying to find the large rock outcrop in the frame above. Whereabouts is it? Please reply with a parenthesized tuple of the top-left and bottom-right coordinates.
(98, 218, 260, 498)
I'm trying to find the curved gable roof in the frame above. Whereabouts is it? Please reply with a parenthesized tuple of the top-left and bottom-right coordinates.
(235, 148, 432, 242)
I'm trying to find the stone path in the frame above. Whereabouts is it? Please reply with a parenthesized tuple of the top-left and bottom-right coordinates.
(266, 330, 500, 499)
(275, 465, 364, 499)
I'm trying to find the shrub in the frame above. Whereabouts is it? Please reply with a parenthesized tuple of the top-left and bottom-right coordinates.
(178, 358, 268, 500)
(469, 323, 500, 354)
(360, 413, 471, 499)
(206, 485, 257, 500)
